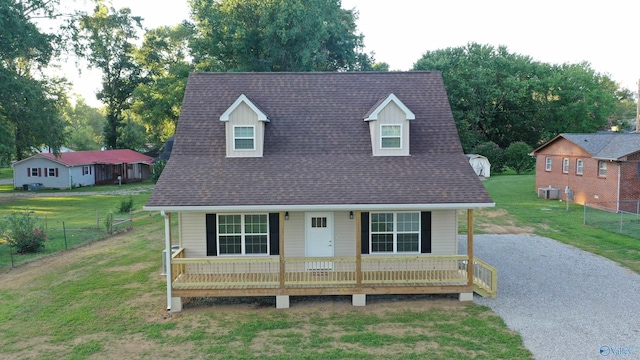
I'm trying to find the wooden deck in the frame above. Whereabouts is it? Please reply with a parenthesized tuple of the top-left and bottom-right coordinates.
(170, 249, 497, 298)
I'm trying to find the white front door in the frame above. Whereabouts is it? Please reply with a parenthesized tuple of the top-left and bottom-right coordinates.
(305, 212, 334, 258)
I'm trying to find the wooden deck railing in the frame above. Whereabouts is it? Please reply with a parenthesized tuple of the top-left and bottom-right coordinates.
(361, 255, 468, 284)
(168, 250, 497, 297)
(459, 258, 498, 298)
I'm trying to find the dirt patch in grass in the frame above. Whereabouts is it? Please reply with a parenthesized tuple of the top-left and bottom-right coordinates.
(475, 208, 535, 234)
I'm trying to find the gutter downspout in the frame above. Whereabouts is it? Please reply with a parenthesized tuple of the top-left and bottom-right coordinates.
(161, 211, 172, 311)
(617, 162, 621, 213)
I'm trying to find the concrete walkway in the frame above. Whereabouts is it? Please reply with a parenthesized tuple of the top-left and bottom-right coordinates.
(465, 234, 640, 360)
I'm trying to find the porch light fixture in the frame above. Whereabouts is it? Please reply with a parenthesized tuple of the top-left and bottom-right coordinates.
(349, 211, 354, 219)
(285, 211, 289, 220)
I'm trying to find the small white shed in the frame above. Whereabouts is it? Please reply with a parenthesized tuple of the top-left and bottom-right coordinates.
(466, 154, 491, 178)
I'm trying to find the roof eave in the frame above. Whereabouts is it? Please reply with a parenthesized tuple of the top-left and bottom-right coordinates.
(144, 202, 496, 213)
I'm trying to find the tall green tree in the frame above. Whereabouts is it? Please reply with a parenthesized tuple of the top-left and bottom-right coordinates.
(414, 43, 620, 151)
(0, 0, 68, 160)
(131, 23, 194, 144)
(75, 4, 145, 149)
(189, 0, 373, 72)
(63, 97, 105, 150)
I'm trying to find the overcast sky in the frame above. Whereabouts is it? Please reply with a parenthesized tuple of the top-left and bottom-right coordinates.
(54, 0, 639, 107)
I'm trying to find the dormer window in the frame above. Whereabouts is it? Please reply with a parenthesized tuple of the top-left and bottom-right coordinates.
(364, 93, 415, 156)
(233, 126, 255, 150)
(381, 125, 402, 149)
(220, 94, 269, 157)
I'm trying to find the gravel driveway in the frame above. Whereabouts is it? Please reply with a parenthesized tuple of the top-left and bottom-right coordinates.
(462, 234, 640, 360)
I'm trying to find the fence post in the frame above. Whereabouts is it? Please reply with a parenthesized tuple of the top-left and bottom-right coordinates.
(10, 244, 14, 269)
(63, 221, 68, 250)
(637, 201, 639, 221)
(96, 209, 99, 229)
(620, 211, 623, 233)
(130, 209, 133, 230)
(583, 203, 587, 225)
(110, 213, 113, 235)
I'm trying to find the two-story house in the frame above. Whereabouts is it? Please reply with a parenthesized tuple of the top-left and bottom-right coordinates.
(144, 71, 496, 311)
(532, 133, 640, 212)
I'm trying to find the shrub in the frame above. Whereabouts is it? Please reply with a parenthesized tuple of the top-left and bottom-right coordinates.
(118, 196, 134, 213)
(1, 210, 47, 254)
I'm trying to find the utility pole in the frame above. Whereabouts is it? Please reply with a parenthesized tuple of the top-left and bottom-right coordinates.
(637, 79, 640, 133)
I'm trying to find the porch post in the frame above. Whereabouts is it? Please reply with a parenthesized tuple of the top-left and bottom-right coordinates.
(161, 211, 173, 311)
(355, 211, 362, 287)
(279, 211, 285, 290)
(467, 209, 474, 286)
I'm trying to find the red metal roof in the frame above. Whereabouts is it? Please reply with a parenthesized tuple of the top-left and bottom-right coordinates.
(38, 150, 154, 166)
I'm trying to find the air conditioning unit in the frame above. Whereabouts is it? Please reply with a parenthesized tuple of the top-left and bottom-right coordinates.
(538, 187, 561, 200)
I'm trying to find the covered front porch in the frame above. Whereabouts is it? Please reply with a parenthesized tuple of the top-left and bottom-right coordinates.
(161, 210, 497, 311)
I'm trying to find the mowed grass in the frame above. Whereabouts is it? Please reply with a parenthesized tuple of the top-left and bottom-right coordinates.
(473, 174, 640, 274)
(0, 186, 155, 270)
(0, 222, 532, 359)
(0, 182, 533, 359)
(0, 167, 12, 180)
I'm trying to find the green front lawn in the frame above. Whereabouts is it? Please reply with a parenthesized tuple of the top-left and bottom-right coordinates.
(0, 222, 532, 359)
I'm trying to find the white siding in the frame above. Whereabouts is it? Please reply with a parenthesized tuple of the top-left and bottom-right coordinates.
(369, 102, 411, 157)
(431, 210, 458, 255)
(69, 165, 95, 187)
(333, 211, 356, 256)
(13, 157, 72, 189)
(179, 213, 207, 257)
(225, 102, 265, 157)
(283, 212, 305, 257)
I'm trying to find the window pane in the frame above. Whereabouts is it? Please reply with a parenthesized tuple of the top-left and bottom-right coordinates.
(219, 235, 242, 254)
(397, 213, 419, 232)
(245, 235, 268, 254)
(234, 126, 254, 137)
(371, 234, 393, 252)
(371, 213, 393, 232)
(219, 215, 241, 234)
(245, 214, 267, 234)
(381, 125, 401, 136)
(235, 139, 254, 150)
(397, 233, 419, 252)
(381, 137, 401, 148)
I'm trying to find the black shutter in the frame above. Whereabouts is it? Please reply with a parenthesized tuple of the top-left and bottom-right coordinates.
(420, 211, 432, 253)
(361, 212, 369, 254)
(269, 213, 279, 255)
(206, 214, 217, 256)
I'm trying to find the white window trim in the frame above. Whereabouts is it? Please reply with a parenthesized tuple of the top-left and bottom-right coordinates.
(576, 159, 583, 175)
(31, 168, 39, 177)
(562, 158, 569, 173)
(217, 213, 269, 256)
(380, 124, 402, 150)
(545, 157, 552, 171)
(598, 161, 607, 177)
(370, 212, 420, 254)
(233, 125, 256, 151)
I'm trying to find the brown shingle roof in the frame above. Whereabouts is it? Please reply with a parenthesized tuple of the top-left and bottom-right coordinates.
(146, 71, 493, 209)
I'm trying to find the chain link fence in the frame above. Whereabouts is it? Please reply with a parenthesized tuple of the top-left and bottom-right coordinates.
(584, 200, 640, 239)
(0, 209, 151, 271)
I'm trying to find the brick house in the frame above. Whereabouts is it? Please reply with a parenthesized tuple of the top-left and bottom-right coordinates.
(532, 133, 640, 212)
(144, 71, 496, 311)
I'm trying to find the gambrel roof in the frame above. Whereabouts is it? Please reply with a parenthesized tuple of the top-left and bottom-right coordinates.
(533, 133, 640, 160)
(146, 72, 493, 210)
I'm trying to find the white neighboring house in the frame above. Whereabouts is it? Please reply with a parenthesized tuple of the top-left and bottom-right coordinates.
(466, 154, 491, 178)
(12, 150, 154, 190)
